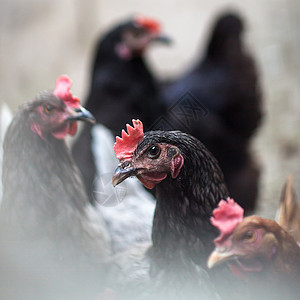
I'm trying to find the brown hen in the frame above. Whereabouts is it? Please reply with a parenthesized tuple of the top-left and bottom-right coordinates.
(208, 198, 300, 299)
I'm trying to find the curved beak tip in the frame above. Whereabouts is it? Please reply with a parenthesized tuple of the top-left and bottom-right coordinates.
(78, 107, 96, 124)
(68, 106, 96, 124)
(207, 250, 236, 269)
(112, 166, 123, 187)
(112, 175, 119, 187)
(207, 253, 217, 269)
(88, 117, 96, 124)
(112, 165, 137, 187)
(153, 34, 173, 45)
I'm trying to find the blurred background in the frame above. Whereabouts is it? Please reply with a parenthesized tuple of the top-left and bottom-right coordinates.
(0, 0, 299, 217)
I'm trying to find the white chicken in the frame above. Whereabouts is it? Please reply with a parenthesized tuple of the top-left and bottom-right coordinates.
(91, 123, 155, 253)
(0, 103, 12, 202)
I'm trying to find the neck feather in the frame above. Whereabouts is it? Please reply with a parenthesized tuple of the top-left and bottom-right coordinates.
(151, 138, 229, 261)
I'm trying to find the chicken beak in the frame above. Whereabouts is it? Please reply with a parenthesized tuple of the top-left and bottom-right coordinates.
(112, 165, 138, 187)
(67, 106, 96, 124)
(207, 249, 236, 269)
(151, 34, 173, 45)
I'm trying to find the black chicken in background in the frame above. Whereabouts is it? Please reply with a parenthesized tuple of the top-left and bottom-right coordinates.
(0, 76, 111, 299)
(72, 15, 171, 203)
(162, 12, 263, 214)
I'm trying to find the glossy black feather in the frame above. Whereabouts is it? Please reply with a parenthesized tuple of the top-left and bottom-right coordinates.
(162, 13, 262, 213)
(72, 19, 165, 203)
(137, 131, 229, 260)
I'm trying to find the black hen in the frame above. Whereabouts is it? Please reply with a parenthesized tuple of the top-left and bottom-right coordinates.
(162, 12, 263, 213)
(0, 76, 111, 299)
(111, 120, 232, 299)
(72, 16, 170, 203)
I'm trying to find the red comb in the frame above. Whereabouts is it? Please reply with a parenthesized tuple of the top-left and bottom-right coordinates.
(54, 75, 80, 108)
(114, 119, 144, 161)
(211, 198, 244, 243)
(134, 15, 161, 34)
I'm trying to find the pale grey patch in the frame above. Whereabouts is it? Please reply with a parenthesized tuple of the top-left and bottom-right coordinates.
(91, 124, 155, 253)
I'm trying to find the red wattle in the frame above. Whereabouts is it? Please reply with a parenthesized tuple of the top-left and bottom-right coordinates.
(52, 124, 69, 139)
(68, 122, 78, 136)
(138, 172, 167, 189)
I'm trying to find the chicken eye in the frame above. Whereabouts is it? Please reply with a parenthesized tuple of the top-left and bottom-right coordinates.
(244, 230, 256, 242)
(147, 145, 161, 159)
(43, 105, 55, 115)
